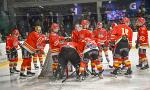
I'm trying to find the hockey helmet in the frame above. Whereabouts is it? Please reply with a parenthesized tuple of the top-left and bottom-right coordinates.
(75, 24, 82, 31)
(35, 26, 42, 33)
(81, 20, 90, 29)
(12, 29, 19, 37)
(111, 23, 117, 28)
(96, 22, 103, 29)
(122, 17, 130, 24)
(51, 23, 60, 32)
(137, 17, 145, 25)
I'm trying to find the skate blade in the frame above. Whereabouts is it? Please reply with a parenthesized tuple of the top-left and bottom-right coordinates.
(10, 73, 15, 76)
(75, 78, 82, 82)
(13, 72, 20, 74)
(108, 74, 117, 78)
(27, 75, 35, 77)
(20, 76, 27, 79)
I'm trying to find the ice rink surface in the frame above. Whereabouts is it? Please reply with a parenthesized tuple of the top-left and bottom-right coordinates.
(1, 48, 150, 90)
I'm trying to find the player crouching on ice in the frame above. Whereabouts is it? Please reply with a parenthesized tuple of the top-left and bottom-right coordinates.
(54, 42, 81, 82)
(135, 17, 149, 70)
(110, 17, 133, 77)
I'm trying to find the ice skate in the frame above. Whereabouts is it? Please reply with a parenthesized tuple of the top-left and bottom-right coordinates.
(10, 68, 14, 75)
(91, 69, 97, 76)
(141, 64, 149, 70)
(34, 64, 39, 70)
(13, 67, 20, 73)
(20, 73, 27, 79)
(110, 69, 119, 78)
(27, 71, 35, 77)
(124, 68, 132, 78)
(136, 63, 142, 69)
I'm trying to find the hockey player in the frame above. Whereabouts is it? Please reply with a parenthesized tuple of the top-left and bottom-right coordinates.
(71, 24, 82, 43)
(56, 41, 81, 80)
(93, 22, 110, 63)
(78, 20, 103, 78)
(20, 25, 42, 77)
(77, 20, 93, 54)
(107, 23, 118, 69)
(135, 17, 149, 70)
(49, 23, 65, 74)
(6, 29, 20, 74)
(108, 23, 118, 43)
(33, 34, 47, 69)
(110, 17, 133, 76)
(108, 23, 118, 52)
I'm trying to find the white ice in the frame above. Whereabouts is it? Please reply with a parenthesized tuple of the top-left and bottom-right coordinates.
(0, 47, 150, 90)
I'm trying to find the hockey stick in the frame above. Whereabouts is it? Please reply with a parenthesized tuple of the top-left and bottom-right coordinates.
(62, 64, 77, 83)
(62, 71, 76, 83)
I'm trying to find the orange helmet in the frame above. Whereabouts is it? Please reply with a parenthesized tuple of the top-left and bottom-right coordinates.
(97, 22, 102, 28)
(12, 29, 19, 37)
(51, 23, 60, 31)
(137, 17, 145, 25)
(40, 34, 46, 39)
(122, 17, 130, 24)
(81, 20, 89, 28)
(111, 23, 117, 28)
(75, 24, 82, 31)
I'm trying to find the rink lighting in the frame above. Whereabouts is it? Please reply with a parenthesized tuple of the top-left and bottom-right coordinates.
(39, 6, 44, 9)
(108, 1, 111, 3)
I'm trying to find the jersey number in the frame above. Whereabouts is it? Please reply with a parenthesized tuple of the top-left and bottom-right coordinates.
(122, 28, 129, 35)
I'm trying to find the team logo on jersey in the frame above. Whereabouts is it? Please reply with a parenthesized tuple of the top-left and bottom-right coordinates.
(13, 42, 18, 47)
(139, 36, 145, 41)
(80, 34, 84, 39)
(98, 33, 104, 38)
(141, 30, 145, 34)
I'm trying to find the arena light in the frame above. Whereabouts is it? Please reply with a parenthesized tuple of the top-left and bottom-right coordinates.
(74, 8, 78, 15)
(108, 1, 111, 3)
(74, 3, 78, 6)
(49, 12, 53, 15)
(39, 5, 44, 9)
(27, 13, 29, 17)
(14, 13, 16, 17)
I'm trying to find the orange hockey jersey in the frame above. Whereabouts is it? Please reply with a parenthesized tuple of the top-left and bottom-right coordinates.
(137, 25, 149, 47)
(93, 28, 108, 46)
(49, 32, 65, 53)
(60, 42, 79, 51)
(6, 35, 19, 50)
(71, 29, 79, 43)
(78, 29, 93, 53)
(22, 31, 41, 53)
(110, 24, 133, 47)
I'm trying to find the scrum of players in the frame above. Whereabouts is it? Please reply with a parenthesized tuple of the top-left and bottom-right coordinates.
(5, 17, 149, 80)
